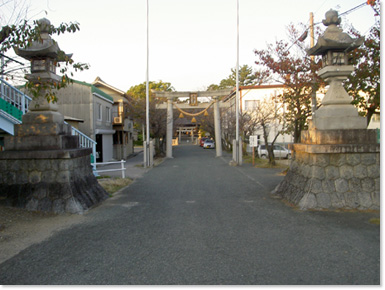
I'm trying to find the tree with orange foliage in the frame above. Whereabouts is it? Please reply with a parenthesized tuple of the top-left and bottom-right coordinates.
(345, 0, 380, 126)
(254, 24, 323, 143)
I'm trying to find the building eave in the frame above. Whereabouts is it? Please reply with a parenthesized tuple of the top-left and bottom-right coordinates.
(92, 76, 126, 96)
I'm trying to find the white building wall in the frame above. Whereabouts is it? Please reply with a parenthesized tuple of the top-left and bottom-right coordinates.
(224, 85, 327, 150)
(241, 86, 327, 147)
(241, 86, 294, 146)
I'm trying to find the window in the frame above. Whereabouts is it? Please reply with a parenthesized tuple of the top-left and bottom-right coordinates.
(245, 100, 260, 111)
(112, 105, 119, 119)
(106, 107, 111, 123)
(274, 145, 284, 150)
(97, 103, 102, 121)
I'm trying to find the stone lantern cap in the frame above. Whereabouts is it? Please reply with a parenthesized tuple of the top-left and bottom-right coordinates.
(14, 18, 72, 61)
(307, 9, 364, 56)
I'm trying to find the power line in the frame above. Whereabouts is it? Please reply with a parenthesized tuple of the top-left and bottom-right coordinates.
(0, 53, 24, 66)
(340, 2, 367, 16)
(314, 0, 331, 15)
(286, 1, 369, 52)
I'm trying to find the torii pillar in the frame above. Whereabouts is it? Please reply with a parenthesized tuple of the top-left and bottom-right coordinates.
(166, 96, 174, 158)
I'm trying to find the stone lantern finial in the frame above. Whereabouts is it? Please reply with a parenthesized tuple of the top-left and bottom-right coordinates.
(37, 18, 51, 32)
(35, 18, 52, 42)
(322, 9, 341, 27)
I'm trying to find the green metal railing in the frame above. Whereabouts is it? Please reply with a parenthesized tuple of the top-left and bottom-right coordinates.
(0, 78, 31, 115)
(0, 97, 23, 121)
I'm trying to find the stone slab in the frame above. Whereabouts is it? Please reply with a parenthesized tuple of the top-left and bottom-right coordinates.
(301, 128, 377, 145)
(317, 65, 354, 80)
(22, 110, 64, 124)
(311, 105, 367, 130)
(14, 122, 72, 136)
(0, 148, 91, 160)
(4, 135, 79, 151)
(290, 143, 380, 154)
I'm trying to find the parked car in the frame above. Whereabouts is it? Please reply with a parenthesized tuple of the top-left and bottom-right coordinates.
(199, 137, 209, 147)
(203, 139, 215, 149)
(257, 144, 291, 159)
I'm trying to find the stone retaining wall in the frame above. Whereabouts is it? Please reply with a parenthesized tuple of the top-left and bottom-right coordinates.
(0, 149, 108, 214)
(272, 150, 380, 210)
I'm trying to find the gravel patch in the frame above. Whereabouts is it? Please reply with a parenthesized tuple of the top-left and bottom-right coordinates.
(0, 205, 86, 264)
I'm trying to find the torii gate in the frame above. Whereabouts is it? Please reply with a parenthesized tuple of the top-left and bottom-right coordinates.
(155, 89, 232, 158)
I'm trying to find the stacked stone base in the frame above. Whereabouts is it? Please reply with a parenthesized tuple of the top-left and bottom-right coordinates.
(272, 129, 380, 211)
(0, 149, 108, 214)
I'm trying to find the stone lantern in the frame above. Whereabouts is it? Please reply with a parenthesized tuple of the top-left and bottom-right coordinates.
(9, 18, 78, 150)
(271, 9, 380, 211)
(307, 9, 366, 130)
(14, 18, 70, 120)
(0, 18, 108, 214)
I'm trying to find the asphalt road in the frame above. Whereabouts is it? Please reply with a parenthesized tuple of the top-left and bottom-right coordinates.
(0, 145, 380, 285)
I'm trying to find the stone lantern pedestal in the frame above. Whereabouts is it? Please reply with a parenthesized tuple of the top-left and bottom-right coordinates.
(272, 10, 380, 211)
(311, 65, 367, 130)
(0, 18, 108, 213)
(273, 129, 380, 210)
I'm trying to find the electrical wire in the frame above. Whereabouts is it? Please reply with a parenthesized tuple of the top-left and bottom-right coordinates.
(314, 0, 331, 15)
(340, 2, 367, 16)
(285, 1, 369, 53)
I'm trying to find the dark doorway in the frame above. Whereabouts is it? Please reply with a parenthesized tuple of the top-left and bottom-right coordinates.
(96, 134, 103, 162)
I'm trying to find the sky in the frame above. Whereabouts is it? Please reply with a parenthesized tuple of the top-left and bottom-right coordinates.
(2, 0, 378, 92)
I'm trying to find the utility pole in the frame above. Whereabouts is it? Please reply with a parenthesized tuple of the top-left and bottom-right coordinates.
(144, 0, 153, 168)
(310, 12, 317, 115)
(309, 12, 315, 61)
(229, 0, 241, 166)
(234, 0, 242, 166)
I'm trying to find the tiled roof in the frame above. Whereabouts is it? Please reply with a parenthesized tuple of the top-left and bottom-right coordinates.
(73, 80, 114, 102)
